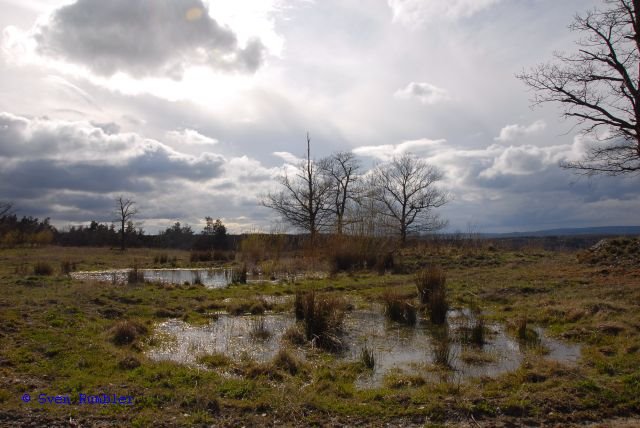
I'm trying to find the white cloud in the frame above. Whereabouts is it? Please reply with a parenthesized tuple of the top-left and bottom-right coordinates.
(166, 129, 219, 147)
(394, 82, 450, 105)
(354, 138, 446, 161)
(388, 0, 502, 26)
(494, 120, 546, 142)
(272, 151, 302, 164)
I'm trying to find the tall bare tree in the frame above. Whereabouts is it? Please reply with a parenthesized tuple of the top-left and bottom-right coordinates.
(115, 196, 138, 251)
(369, 154, 448, 244)
(319, 151, 360, 235)
(518, 0, 640, 175)
(262, 134, 332, 243)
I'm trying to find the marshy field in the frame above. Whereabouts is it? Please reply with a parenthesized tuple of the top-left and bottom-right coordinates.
(1, 237, 639, 427)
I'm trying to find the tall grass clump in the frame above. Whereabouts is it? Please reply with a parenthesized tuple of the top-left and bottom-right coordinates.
(382, 291, 417, 325)
(154, 253, 169, 264)
(414, 266, 448, 324)
(415, 265, 446, 304)
(250, 316, 271, 340)
(360, 342, 375, 370)
(33, 261, 53, 276)
(432, 327, 453, 368)
(272, 348, 301, 375)
(127, 265, 145, 284)
(110, 320, 148, 345)
(60, 260, 76, 275)
(232, 263, 247, 284)
(516, 317, 539, 345)
(295, 291, 344, 351)
(429, 287, 448, 325)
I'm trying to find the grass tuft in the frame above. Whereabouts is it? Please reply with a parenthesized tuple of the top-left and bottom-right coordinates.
(110, 320, 148, 346)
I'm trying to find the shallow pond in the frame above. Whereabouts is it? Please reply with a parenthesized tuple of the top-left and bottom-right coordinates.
(71, 268, 234, 288)
(147, 307, 581, 388)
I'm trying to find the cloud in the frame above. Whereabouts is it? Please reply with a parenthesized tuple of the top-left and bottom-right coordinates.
(494, 120, 546, 142)
(0, 112, 225, 190)
(394, 82, 449, 105)
(388, 0, 502, 26)
(30, 0, 266, 78)
(0, 112, 283, 232)
(272, 151, 303, 164)
(166, 128, 219, 147)
(353, 138, 446, 161)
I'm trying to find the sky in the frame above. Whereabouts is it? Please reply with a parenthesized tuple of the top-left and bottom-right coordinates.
(0, 0, 638, 234)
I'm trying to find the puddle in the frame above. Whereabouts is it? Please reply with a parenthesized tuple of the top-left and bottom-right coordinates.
(146, 306, 581, 388)
(71, 268, 313, 288)
(148, 314, 295, 365)
(71, 268, 234, 288)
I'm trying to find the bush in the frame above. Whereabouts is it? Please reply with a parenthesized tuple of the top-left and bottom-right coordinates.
(382, 291, 417, 325)
(415, 266, 446, 304)
(110, 320, 147, 345)
(33, 262, 53, 276)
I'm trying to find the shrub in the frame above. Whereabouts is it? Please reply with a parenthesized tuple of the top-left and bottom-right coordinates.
(382, 291, 417, 325)
(415, 266, 446, 304)
(190, 251, 212, 263)
(33, 262, 53, 276)
(110, 320, 147, 345)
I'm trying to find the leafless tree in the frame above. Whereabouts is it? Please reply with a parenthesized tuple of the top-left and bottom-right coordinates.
(262, 134, 332, 243)
(319, 151, 360, 235)
(369, 154, 448, 244)
(517, 0, 640, 175)
(115, 196, 138, 251)
(0, 201, 12, 218)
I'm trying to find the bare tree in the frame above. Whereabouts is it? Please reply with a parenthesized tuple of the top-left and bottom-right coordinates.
(369, 154, 448, 244)
(262, 134, 332, 243)
(517, 0, 640, 175)
(115, 196, 138, 251)
(319, 151, 360, 235)
(0, 201, 12, 218)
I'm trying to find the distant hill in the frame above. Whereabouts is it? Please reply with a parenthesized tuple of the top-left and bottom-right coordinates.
(482, 226, 640, 238)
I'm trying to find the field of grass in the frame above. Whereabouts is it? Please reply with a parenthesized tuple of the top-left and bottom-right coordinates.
(0, 243, 639, 427)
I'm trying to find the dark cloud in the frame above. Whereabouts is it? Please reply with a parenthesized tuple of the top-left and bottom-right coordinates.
(34, 0, 266, 78)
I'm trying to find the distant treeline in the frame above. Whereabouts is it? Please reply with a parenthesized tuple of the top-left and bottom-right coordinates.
(0, 212, 232, 250)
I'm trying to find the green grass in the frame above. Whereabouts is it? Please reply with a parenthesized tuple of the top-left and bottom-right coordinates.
(0, 244, 639, 426)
